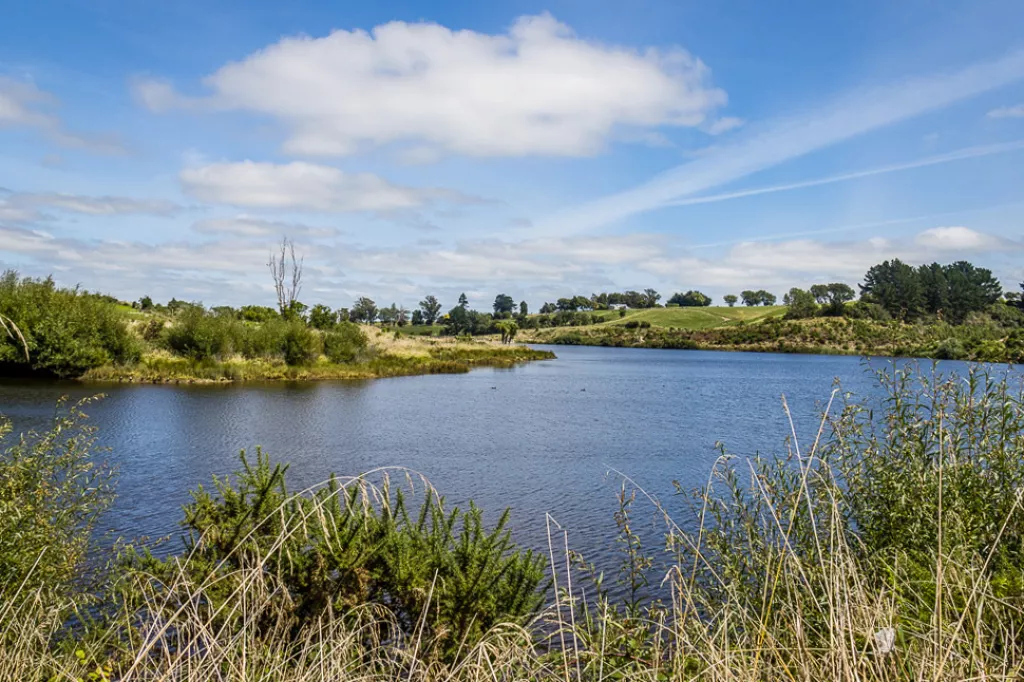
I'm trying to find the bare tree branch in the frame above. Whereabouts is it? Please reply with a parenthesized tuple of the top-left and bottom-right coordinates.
(268, 237, 303, 315)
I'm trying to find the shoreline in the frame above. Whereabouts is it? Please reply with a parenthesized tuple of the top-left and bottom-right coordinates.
(78, 344, 556, 384)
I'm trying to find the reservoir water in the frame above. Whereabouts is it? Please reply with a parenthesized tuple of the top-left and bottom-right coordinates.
(0, 345, 964, 570)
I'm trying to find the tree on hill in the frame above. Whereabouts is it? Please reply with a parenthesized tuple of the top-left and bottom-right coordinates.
(740, 290, 759, 306)
(539, 302, 556, 314)
(308, 304, 336, 330)
(823, 283, 855, 315)
(723, 294, 738, 307)
(860, 259, 925, 320)
(519, 300, 528, 317)
(642, 288, 661, 308)
(419, 295, 442, 325)
(350, 297, 378, 323)
(493, 293, 515, 318)
(783, 288, 818, 319)
(668, 290, 712, 307)
(457, 293, 469, 309)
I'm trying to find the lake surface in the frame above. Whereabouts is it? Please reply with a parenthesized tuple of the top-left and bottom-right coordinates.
(0, 346, 969, 571)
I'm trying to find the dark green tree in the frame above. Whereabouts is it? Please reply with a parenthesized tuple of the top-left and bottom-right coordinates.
(493, 293, 515, 317)
(419, 295, 442, 325)
(740, 290, 759, 306)
(350, 297, 378, 323)
(783, 288, 818, 318)
(518, 300, 528, 317)
(457, 293, 469, 309)
(860, 259, 924, 320)
(669, 290, 712, 307)
(307, 304, 336, 330)
(723, 294, 738, 307)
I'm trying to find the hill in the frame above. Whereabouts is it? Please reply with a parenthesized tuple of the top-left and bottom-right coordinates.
(586, 305, 785, 329)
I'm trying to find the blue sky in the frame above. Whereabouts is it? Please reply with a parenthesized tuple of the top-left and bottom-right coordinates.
(1, 0, 1023, 309)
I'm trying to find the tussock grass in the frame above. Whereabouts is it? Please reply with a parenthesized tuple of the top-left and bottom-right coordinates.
(7, 365, 1024, 681)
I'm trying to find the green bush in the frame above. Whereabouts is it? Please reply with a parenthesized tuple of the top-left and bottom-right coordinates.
(0, 398, 114, 599)
(281, 322, 319, 366)
(322, 322, 368, 363)
(0, 271, 140, 377)
(161, 306, 236, 361)
(236, 319, 287, 359)
(143, 451, 547, 659)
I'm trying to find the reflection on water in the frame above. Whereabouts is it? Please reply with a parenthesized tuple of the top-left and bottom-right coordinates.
(0, 347, 965, 571)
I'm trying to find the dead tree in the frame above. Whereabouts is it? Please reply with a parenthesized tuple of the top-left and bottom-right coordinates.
(269, 237, 303, 315)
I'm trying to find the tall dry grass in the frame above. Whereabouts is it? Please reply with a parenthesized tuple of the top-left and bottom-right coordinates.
(5, 364, 1024, 681)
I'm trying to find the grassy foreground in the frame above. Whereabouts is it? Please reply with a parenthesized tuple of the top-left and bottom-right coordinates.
(7, 364, 1024, 680)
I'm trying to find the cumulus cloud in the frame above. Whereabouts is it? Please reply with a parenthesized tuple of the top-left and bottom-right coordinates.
(0, 77, 125, 154)
(134, 13, 727, 158)
(988, 104, 1024, 118)
(180, 160, 476, 212)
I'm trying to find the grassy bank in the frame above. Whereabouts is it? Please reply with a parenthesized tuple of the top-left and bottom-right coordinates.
(0, 272, 553, 382)
(7, 364, 1024, 680)
(527, 313, 1024, 363)
(586, 304, 785, 328)
(82, 335, 555, 383)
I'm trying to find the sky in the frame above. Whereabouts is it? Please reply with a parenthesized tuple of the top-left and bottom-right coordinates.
(1, 0, 1023, 311)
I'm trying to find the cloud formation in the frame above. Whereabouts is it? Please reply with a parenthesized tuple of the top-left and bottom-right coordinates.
(0, 189, 180, 221)
(0, 77, 125, 154)
(538, 49, 1024, 235)
(180, 161, 475, 212)
(135, 13, 727, 158)
(988, 104, 1024, 118)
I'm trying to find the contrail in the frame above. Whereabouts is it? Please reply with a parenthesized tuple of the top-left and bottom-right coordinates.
(663, 140, 1024, 209)
(534, 49, 1024, 236)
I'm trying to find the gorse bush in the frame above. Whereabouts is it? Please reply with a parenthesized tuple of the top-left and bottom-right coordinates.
(138, 451, 547, 659)
(0, 271, 140, 377)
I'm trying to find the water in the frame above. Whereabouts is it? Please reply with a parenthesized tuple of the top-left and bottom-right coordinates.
(0, 346, 956, 569)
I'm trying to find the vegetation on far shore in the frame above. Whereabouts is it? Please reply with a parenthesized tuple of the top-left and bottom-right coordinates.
(0, 271, 552, 382)
(8, 364, 1024, 680)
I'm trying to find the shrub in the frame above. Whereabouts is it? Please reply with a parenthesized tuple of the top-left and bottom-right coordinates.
(143, 451, 547, 659)
(0, 271, 140, 377)
(281, 321, 319, 366)
(161, 306, 235, 361)
(322, 321, 367, 363)
(0, 398, 114, 598)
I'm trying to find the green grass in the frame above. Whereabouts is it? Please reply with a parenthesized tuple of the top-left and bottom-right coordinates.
(586, 305, 785, 330)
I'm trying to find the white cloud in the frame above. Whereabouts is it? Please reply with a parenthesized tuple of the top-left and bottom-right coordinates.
(536, 49, 1024, 235)
(180, 160, 473, 212)
(643, 227, 1022, 289)
(0, 77, 125, 154)
(706, 116, 744, 135)
(0, 190, 180, 220)
(135, 13, 727, 158)
(988, 103, 1024, 118)
(914, 225, 1006, 250)
(193, 216, 338, 238)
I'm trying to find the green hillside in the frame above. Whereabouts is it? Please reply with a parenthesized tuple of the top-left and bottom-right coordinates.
(587, 305, 785, 330)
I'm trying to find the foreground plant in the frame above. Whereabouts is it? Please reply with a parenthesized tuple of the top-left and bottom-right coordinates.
(7, 363, 1024, 681)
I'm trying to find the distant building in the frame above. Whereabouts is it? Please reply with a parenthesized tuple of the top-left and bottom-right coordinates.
(609, 303, 628, 310)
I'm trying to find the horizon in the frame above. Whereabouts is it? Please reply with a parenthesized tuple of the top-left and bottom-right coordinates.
(2, 1, 1023, 310)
